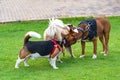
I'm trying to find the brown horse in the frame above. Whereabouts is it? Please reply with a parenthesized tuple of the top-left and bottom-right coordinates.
(63, 17, 111, 59)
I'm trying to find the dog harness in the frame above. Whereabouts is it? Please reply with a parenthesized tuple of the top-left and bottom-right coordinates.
(50, 39, 61, 58)
(78, 19, 97, 41)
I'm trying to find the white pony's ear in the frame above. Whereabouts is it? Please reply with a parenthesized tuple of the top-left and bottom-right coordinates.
(49, 18, 52, 22)
(52, 17, 55, 21)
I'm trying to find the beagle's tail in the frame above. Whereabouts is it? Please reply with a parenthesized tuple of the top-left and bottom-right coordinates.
(24, 31, 41, 44)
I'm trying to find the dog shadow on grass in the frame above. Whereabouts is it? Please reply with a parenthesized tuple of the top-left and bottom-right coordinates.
(13, 54, 109, 71)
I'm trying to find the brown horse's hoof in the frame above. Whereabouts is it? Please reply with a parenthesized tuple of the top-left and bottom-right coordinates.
(92, 54, 97, 59)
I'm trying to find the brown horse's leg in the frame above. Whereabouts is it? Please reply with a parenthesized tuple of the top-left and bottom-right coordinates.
(104, 32, 110, 55)
(80, 41, 85, 58)
(99, 34, 106, 53)
(66, 46, 76, 58)
(92, 39, 97, 59)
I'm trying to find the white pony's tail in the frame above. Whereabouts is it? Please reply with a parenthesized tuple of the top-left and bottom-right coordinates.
(24, 31, 41, 44)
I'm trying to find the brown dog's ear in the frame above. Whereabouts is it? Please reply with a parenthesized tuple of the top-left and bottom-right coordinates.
(84, 24, 89, 32)
(79, 23, 88, 32)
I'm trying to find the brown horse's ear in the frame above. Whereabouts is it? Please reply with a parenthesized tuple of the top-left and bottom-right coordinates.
(67, 24, 73, 28)
(70, 28, 73, 32)
(67, 24, 76, 30)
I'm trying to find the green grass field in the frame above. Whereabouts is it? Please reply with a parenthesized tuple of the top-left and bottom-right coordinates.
(0, 16, 120, 80)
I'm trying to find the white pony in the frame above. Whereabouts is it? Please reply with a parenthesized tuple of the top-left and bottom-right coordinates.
(44, 18, 74, 62)
(44, 18, 70, 41)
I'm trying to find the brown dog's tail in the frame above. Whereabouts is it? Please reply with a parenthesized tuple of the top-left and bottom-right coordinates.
(24, 31, 41, 44)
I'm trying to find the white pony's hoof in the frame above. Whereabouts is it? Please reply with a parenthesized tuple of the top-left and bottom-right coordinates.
(73, 55, 77, 58)
(15, 66, 19, 69)
(24, 64, 29, 67)
(57, 60, 63, 63)
(104, 53, 107, 56)
(92, 54, 97, 59)
(53, 67, 59, 69)
(79, 55, 85, 58)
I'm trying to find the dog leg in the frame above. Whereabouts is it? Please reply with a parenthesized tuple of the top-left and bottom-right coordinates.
(24, 56, 30, 67)
(24, 61, 29, 67)
(92, 39, 97, 59)
(15, 58, 24, 68)
(80, 41, 85, 58)
(50, 48, 63, 63)
(66, 46, 76, 58)
(57, 53, 63, 63)
(50, 57, 58, 69)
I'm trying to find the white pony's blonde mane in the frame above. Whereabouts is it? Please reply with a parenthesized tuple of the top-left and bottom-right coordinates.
(49, 18, 64, 28)
(46, 18, 65, 37)
(44, 17, 70, 41)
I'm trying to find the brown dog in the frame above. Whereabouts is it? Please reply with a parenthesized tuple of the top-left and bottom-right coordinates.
(63, 17, 111, 59)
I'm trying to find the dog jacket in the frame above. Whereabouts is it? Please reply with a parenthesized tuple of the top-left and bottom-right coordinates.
(79, 19, 97, 40)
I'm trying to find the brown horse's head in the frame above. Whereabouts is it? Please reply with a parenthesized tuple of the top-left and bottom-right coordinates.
(62, 29, 78, 47)
(62, 23, 88, 47)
